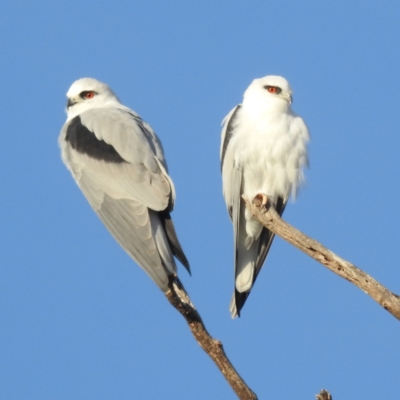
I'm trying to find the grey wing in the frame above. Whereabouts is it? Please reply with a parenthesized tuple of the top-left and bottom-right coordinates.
(59, 108, 189, 291)
(221, 105, 242, 221)
(230, 165, 243, 278)
(61, 108, 175, 211)
(220, 105, 241, 172)
(125, 111, 171, 174)
(101, 199, 173, 290)
(224, 162, 249, 318)
(63, 163, 176, 292)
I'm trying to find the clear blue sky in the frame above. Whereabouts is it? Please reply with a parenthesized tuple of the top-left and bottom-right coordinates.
(1, 1, 399, 399)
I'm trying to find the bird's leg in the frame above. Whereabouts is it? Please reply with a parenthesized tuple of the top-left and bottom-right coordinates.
(254, 194, 269, 211)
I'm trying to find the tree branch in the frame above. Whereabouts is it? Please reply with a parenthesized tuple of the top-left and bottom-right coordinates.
(243, 196, 400, 321)
(316, 389, 332, 400)
(165, 277, 258, 400)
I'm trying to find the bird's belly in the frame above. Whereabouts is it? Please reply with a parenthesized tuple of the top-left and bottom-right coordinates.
(231, 130, 302, 200)
(242, 162, 290, 200)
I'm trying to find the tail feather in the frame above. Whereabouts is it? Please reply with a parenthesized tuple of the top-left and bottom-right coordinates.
(231, 196, 287, 318)
(157, 209, 191, 274)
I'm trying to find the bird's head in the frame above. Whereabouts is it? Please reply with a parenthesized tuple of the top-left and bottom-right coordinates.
(65, 78, 121, 118)
(243, 75, 293, 114)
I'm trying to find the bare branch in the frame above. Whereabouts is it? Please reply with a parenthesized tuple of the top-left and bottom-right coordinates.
(316, 389, 332, 400)
(243, 196, 400, 321)
(165, 277, 258, 400)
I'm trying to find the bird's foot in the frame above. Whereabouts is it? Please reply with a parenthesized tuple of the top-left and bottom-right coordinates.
(254, 194, 269, 211)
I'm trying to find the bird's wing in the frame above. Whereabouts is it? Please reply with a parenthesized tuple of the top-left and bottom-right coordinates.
(230, 164, 244, 284)
(157, 209, 191, 274)
(59, 108, 189, 290)
(232, 197, 286, 317)
(220, 105, 242, 221)
(221, 140, 246, 318)
(60, 108, 175, 212)
(103, 198, 172, 288)
(220, 105, 241, 172)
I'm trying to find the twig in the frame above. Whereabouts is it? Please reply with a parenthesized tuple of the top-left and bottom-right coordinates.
(316, 389, 332, 400)
(243, 196, 400, 321)
(165, 277, 258, 400)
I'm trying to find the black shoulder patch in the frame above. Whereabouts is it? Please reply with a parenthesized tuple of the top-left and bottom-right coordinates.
(221, 105, 241, 171)
(65, 116, 126, 163)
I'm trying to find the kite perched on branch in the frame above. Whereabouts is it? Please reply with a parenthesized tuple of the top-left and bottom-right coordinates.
(220, 75, 309, 317)
(59, 78, 190, 291)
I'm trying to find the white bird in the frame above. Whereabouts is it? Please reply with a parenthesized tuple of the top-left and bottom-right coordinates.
(59, 78, 190, 292)
(220, 75, 309, 318)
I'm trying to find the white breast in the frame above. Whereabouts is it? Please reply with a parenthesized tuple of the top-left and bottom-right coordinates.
(227, 108, 309, 201)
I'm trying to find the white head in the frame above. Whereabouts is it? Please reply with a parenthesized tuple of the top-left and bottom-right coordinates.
(65, 78, 121, 119)
(242, 75, 293, 114)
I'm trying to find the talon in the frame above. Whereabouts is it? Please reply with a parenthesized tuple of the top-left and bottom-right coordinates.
(254, 194, 268, 208)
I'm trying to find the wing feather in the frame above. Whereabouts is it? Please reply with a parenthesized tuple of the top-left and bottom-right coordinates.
(97, 198, 170, 291)
(61, 109, 173, 211)
(157, 210, 191, 274)
(59, 105, 190, 292)
(220, 105, 241, 170)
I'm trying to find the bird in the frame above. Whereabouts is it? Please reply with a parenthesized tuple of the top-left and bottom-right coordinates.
(59, 78, 190, 293)
(220, 75, 309, 318)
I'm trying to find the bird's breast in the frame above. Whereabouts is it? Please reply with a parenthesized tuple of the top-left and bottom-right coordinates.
(228, 113, 308, 200)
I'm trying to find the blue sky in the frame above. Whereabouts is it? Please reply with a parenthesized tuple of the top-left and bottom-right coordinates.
(1, 1, 400, 399)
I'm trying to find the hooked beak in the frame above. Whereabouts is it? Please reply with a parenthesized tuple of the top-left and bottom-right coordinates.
(67, 98, 76, 108)
(278, 90, 292, 105)
(283, 93, 293, 105)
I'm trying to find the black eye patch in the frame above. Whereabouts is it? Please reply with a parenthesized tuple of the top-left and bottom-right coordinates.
(263, 85, 282, 94)
(79, 90, 97, 99)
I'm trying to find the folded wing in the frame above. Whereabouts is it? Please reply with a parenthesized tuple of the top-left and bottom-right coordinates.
(59, 107, 189, 291)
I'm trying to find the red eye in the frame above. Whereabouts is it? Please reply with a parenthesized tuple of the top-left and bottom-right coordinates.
(84, 91, 95, 99)
(263, 85, 282, 95)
